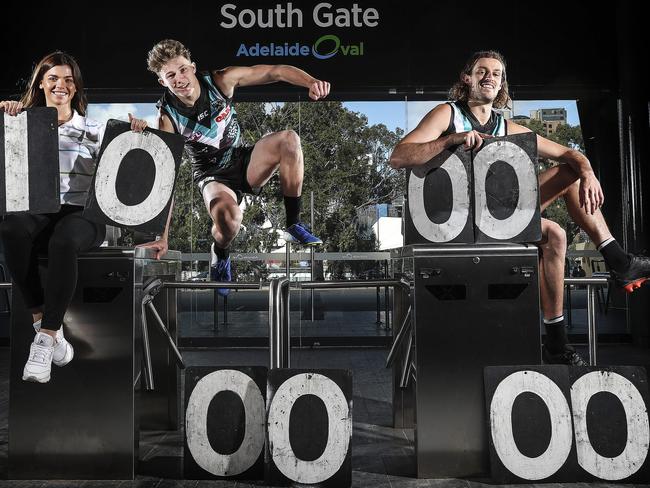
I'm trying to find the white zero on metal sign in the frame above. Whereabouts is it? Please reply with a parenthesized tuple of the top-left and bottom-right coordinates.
(95, 131, 175, 226)
(473, 141, 537, 240)
(267, 373, 352, 484)
(490, 370, 573, 480)
(185, 369, 265, 476)
(407, 153, 470, 242)
(571, 371, 649, 480)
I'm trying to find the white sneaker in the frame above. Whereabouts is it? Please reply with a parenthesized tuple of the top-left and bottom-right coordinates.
(23, 332, 54, 383)
(32, 321, 74, 367)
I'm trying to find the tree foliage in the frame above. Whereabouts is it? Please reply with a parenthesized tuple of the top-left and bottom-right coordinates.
(166, 101, 405, 277)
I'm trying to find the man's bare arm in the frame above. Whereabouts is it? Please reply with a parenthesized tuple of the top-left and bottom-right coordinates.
(390, 104, 492, 169)
(507, 120, 604, 214)
(212, 65, 330, 100)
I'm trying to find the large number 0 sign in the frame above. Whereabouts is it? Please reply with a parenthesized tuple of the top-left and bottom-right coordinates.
(184, 367, 353, 487)
(485, 366, 650, 483)
(405, 132, 541, 244)
(0, 107, 59, 215)
(83, 119, 184, 234)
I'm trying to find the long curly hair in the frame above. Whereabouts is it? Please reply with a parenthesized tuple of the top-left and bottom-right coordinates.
(19, 51, 87, 116)
(448, 50, 511, 109)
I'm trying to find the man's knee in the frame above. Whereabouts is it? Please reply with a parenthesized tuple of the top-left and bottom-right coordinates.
(279, 130, 301, 159)
(544, 221, 567, 254)
(211, 200, 242, 238)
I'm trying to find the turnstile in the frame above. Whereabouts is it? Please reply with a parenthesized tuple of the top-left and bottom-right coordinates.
(391, 244, 541, 478)
(8, 247, 181, 479)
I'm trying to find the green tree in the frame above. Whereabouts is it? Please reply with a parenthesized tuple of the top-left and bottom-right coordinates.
(166, 101, 405, 278)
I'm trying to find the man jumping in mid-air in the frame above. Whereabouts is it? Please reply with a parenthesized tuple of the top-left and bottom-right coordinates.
(139, 39, 329, 294)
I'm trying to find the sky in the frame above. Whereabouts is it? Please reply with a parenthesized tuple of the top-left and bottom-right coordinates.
(88, 99, 580, 135)
(343, 100, 580, 134)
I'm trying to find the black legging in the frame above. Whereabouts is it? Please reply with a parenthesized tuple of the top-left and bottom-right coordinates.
(0, 205, 106, 331)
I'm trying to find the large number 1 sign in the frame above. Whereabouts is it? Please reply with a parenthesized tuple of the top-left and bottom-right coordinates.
(1, 107, 60, 215)
(405, 132, 541, 244)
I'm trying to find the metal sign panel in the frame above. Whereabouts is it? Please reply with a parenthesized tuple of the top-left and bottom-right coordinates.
(405, 133, 541, 244)
(0, 107, 59, 215)
(405, 148, 474, 244)
(184, 366, 268, 480)
(485, 365, 650, 483)
(265, 369, 353, 487)
(83, 119, 183, 234)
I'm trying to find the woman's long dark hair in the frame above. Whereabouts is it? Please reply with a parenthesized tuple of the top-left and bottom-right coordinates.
(448, 50, 511, 109)
(20, 51, 87, 116)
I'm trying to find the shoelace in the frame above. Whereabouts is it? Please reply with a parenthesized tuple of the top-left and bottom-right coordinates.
(30, 343, 52, 365)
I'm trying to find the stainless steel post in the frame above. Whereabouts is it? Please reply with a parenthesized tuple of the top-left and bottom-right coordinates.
(145, 301, 185, 369)
(223, 295, 228, 326)
(588, 284, 598, 366)
(140, 306, 154, 390)
(269, 279, 280, 369)
(311, 191, 315, 321)
(213, 290, 218, 331)
(400, 332, 414, 389)
(386, 305, 412, 368)
(286, 241, 290, 279)
(280, 278, 291, 368)
(384, 285, 390, 330)
(376, 286, 382, 325)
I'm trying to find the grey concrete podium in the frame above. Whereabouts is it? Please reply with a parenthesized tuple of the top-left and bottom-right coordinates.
(8, 247, 181, 480)
(391, 244, 541, 478)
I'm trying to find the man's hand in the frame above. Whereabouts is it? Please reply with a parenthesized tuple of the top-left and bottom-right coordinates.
(579, 171, 605, 215)
(308, 79, 330, 100)
(136, 238, 168, 260)
(128, 113, 148, 133)
(448, 130, 494, 151)
(0, 100, 23, 116)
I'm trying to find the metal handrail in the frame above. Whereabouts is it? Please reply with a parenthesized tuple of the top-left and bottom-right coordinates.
(295, 279, 411, 292)
(162, 281, 261, 290)
(386, 305, 412, 368)
(563, 277, 609, 286)
(563, 277, 609, 365)
(0, 282, 12, 289)
(388, 276, 612, 389)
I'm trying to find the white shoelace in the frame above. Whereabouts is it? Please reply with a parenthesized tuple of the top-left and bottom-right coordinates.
(30, 343, 52, 365)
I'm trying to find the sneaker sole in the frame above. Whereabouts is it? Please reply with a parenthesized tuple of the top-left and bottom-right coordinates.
(53, 343, 74, 367)
(616, 277, 648, 293)
(284, 236, 323, 246)
(283, 232, 323, 246)
(22, 372, 50, 383)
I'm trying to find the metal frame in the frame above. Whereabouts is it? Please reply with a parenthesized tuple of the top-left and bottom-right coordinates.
(0, 274, 612, 370)
(564, 277, 609, 365)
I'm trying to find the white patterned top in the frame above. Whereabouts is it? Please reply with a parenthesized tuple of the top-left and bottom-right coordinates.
(57, 111, 103, 206)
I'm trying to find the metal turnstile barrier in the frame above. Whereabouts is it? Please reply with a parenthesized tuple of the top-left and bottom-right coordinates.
(391, 244, 542, 478)
(8, 247, 181, 479)
(387, 246, 611, 478)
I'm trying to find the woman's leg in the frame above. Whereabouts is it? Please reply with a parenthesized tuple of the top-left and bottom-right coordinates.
(0, 213, 51, 322)
(40, 210, 105, 331)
